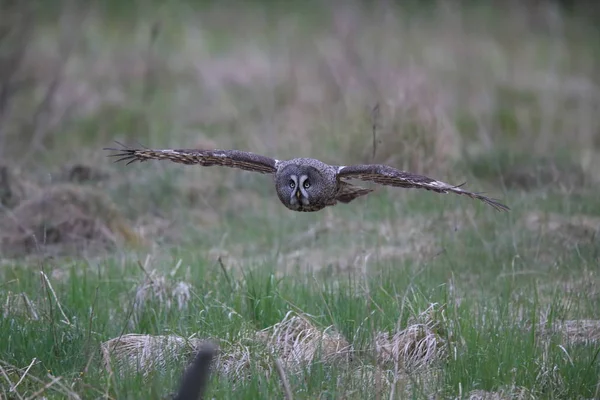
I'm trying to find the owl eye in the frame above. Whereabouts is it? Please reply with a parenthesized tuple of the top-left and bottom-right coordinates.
(289, 179, 296, 189)
(303, 180, 311, 189)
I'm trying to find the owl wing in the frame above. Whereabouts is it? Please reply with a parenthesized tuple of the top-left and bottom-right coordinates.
(335, 181, 374, 204)
(337, 164, 509, 212)
(104, 142, 278, 174)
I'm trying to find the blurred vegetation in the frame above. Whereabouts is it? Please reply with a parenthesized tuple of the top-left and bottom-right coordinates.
(0, 0, 599, 398)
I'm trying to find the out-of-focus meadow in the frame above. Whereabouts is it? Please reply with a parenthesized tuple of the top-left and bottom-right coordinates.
(0, 1, 599, 398)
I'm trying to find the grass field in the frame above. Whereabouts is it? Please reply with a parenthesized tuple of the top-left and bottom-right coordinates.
(1, 1, 599, 399)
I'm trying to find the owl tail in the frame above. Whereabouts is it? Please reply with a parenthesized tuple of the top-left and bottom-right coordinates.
(336, 182, 374, 203)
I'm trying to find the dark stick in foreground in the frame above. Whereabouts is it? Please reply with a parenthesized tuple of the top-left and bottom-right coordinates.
(173, 342, 218, 400)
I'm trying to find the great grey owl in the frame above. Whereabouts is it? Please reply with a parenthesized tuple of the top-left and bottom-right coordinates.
(104, 143, 509, 213)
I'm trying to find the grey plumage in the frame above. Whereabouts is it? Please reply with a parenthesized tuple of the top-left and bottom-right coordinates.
(104, 142, 509, 213)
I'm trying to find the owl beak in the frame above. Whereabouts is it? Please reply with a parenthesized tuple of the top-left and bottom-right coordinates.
(295, 189, 302, 200)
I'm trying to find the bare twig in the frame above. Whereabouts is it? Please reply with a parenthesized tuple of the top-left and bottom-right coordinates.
(0, 363, 22, 400)
(274, 358, 293, 400)
(40, 270, 71, 325)
(137, 256, 154, 283)
(0, 279, 18, 289)
(11, 357, 37, 393)
(24, 375, 62, 400)
(82, 285, 99, 375)
(0, 360, 77, 399)
(45, 372, 81, 400)
(39, 265, 59, 350)
(388, 359, 400, 400)
(21, 292, 39, 320)
(217, 256, 233, 291)
(371, 102, 380, 162)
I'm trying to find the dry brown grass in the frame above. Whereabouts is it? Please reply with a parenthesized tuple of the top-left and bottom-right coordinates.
(56, 163, 110, 184)
(207, 213, 444, 279)
(0, 183, 143, 257)
(0, 164, 30, 208)
(500, 158, 588, 191)
(100, 312, 349, 385)
(260, 312, 353, 369)
(539, 319, 600, 345)
(212, 312, 354, 384)
(374, 304, 447, 370)
(2, 291, 39, 321)
(466, 387, 535, 400)
(101, 333, 204, 379)
(521, 211, 599, 262)
(131, 258, 193, 324)
(524, 212, 600, 242)
(100, 308, 449, 396)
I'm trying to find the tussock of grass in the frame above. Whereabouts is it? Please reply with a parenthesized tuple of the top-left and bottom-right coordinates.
(524, 211, 600, 241)
(375, 304, 447, 370)
(56, 163, 111, 184)
(212, 339, 260, 384)
(100, 312, 353, 387)
(540, 319, 600, 345)
(101, 333, 204, 379)
(0, 184, 143, 257)
(466, 387, 535, 400)
(522, 211, 600, 261)
(0, 164, 29, 208)
(2, 291, 39, 321)
(132, 261, 193, 324)
(261, 311, 353, 369)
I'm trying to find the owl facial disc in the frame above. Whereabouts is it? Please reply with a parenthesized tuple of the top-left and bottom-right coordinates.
(298, 175, 310, 206)
(288, 174, 310, 208)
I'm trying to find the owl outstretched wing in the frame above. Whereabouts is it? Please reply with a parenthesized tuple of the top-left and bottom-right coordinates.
(104, 142, 279, 174)
(335, 181, 374, 204)
(337, 164, 509, 212)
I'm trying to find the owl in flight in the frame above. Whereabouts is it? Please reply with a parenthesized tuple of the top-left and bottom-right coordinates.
(104, 143, 509, 213)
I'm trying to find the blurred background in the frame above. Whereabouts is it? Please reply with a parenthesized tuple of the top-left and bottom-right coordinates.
(1, 1, 600, 398)
(0, 0, 598, 254)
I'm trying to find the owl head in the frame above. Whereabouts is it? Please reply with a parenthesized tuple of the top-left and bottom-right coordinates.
(275, 164, 330, 211)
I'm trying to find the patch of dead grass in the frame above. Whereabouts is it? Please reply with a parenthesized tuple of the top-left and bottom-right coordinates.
(522, 211, 599, 262)
(101, 309, 449, 395)
(56, 163, 110, 184)
(209, 214, 443, 277)
(0, 164, 38, 209)
(466, 387, 535, 400)
(131, 260, 193, 324)
(101, 312, 353, 385)
(374, 304, 447, 370)
(524, 212, 600, 239)
(2, 291, 40, 321)
(260, 312, 353, 370)
(539, 319, 600, 345)
(0, 183, 143, 257)
(101, 333, 205, 379)
(501, 160, 587, 191)
(350, 364, 394, 395)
